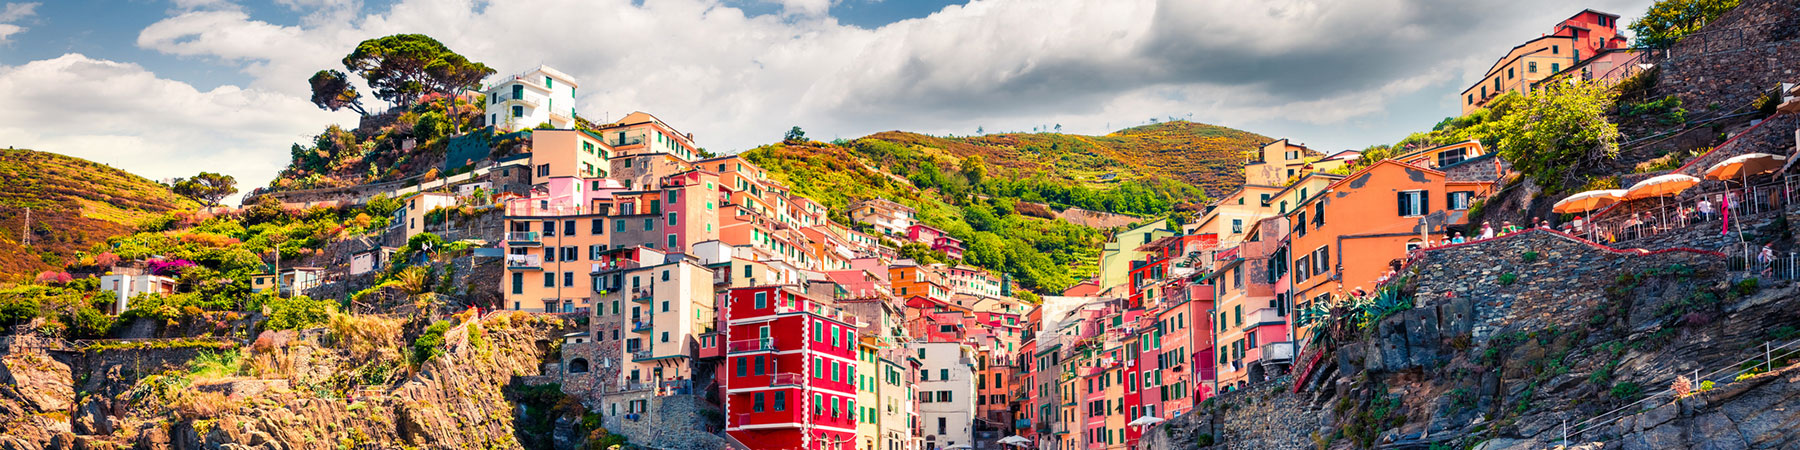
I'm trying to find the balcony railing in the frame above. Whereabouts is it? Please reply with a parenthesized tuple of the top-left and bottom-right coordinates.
(505, 231, 541, 244)
(769, 373, 802, 386)
(506, 254, 542, 269)
(630, 288, 652, 303)
(1241, 307, 1284, 331)
(727, 338, 775, 353)
(632, 321, 652, 333)
(631, 349, 653, 361)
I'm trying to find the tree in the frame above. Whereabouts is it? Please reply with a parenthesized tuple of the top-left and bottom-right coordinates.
(1492, 81, 1622, 192)
(307, 69, 369, 116)
(961, 155, 987, 185)
(1630, 0, 1742, 48)
(173, 172, 238, 207)
(784, 126, 807, 143)
(340, 34, 493, 108)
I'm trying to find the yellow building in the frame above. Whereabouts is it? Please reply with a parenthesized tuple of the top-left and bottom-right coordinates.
(1459, 35, 1578, 115)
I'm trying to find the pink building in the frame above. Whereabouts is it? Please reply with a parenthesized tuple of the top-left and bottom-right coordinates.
(907, 224, 965, 260)
(724, 285, 862, 450)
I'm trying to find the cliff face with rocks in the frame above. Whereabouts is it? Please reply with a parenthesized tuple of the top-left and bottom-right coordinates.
(0, 312, 572, 450)
(1141, 230, 1800, 450)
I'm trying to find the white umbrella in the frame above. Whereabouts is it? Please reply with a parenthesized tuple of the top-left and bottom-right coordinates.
(997, 436, 1031, 446)
(1127, 415, 1165, 427)
(1554, 189, 1627, 241)
(1624, 174, 1702, 236)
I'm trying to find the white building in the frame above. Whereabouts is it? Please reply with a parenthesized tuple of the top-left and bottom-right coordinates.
(98, 273, 177, 315)
(485, 65, 580, 132)
(911, 341, 977, 450)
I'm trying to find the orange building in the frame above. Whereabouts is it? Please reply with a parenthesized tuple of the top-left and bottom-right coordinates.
(1283, 159, 1498, 318)
(528, 129, 612, 184)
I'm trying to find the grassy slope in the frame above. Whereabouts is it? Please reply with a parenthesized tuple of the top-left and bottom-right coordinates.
(864, 121, 1269, 196)
(0, 149, 198, 280)
(748, 121, 1268, 293)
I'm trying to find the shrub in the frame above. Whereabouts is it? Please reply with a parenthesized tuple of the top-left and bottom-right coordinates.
(1733, 278, 1759, 297)
(411, 320, 451, 368)
(1522, 251, 1540, 263)
(1499, 273, 1519, 285)
(1610, 382, 1643, 399)
(1699, 380, 1715, 392)
(262, 295, 335, 330)
(65, 306, 115, 339)
(1194, 433, 1215, 446)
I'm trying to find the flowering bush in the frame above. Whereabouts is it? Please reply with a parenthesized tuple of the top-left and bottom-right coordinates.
(148, 259, 198, 277)
(34, 271, 73, 284)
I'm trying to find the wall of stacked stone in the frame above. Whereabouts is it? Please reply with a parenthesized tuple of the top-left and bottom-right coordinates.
(1136, 380, 1321, 450)
(1658, 0, 1800, 119)
(599, 393, 728, 450)
(1409, 230, 1722, 346)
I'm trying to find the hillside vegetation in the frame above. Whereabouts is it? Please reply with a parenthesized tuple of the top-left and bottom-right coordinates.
(746, 121, 1265, 294)
(0, 149, 199, 281)
(864, 120, 1268, 196)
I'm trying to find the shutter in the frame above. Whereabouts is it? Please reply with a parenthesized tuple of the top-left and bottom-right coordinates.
(1421, 192, 1431, 216)
(1397, 191, 1407, 216)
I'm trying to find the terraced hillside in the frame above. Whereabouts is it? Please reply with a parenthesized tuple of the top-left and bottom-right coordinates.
(0, 149, 198, 280)
(863, 121, 1269, 196)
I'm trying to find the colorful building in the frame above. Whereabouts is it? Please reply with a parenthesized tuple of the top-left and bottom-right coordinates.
(724, 285, 864, 450)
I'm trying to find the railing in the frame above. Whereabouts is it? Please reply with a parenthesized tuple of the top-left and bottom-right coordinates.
(769, 373, 802, 386)
(1569, 336, 1800, 442)
(620, 380, 652, 392)
(505, 231, 541, 243)
(631, 349, 653, 361)
(727, 338, 775, 353)
(631, 321, 652, 332)
(1579, 180, 1793, 245)
(630, 288, 652, 302)
(592, 259, 642, 274)
(1240, 307, 1283, 330)
(505, 254, 542, 269)
(1724, 243, 1800, 280)
(1260, 341, 1295, 363)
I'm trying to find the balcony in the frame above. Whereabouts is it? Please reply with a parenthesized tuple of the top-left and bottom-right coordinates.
(629, 288, 652, 303)
(1241, 307, 1284, 331)
(631, 321, 653, 333)
(506, 254, 542, 270)
(769, 373, 802, 387)
(506, 231, 542, 245)
(727, 338, 775, 353)
(1259, 341, 1295, 364)
(631, 349, 654, 361)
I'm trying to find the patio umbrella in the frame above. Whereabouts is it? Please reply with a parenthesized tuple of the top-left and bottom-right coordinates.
(997, 436, 1031, 447)
(1624, 174, 1701, 236)
(1553, 189, 1627, 214)
(1128, 415, 1166, 427)
(1704, 153, 1786, 180)
(1706, 153, 1789, 217)
(1552, 189, 1626, 241)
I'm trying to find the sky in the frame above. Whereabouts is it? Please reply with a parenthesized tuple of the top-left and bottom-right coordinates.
(0, 0, 1655, 202)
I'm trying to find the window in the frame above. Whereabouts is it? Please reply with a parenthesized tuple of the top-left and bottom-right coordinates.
(1507, 67, 1514, 79)
(543, 220, 557, 236)
(753, 292, 767, 309)
(1552, 63, 1561, 72)
(1528, 61, 1538, 73)
(1231, 219, 1243, 234)
(591, 219, 604, 234)
(753, 393, 766, 412)
(511, 105, 523, 118)
(668, 212, 678, 226)
(614, 220, 625, 232)
(1437, 148, 1467, 167)
(1552, 45, 1559, 54)
(542, 273, 554, 287)
(1448, 191, 1474, 210)
(736, 357, 747, 376)
(1312, 246, 1330, 276)
(564, 271, 574, 287)
(643, 219, 654, 231)
(512, 84, 524, 100)
(1398, 190, 1428, 217)
(667, 234, 678, 249)
(1314, 201, 1326, 226)
(511, 273, 523, 294)
(773, 391, 786, 411)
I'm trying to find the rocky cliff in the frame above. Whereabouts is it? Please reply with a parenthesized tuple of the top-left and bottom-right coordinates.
(0, 311, 575, 450)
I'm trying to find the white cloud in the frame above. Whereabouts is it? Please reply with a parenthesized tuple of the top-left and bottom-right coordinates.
(0, 2, 38, 43)
(766, 0, 832, 17)
(0, 54, 353, 203)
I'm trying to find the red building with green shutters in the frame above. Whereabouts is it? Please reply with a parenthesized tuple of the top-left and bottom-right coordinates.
(724, 285, 863, 449)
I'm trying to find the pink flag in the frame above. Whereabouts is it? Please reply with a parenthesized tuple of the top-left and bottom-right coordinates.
(1720, 194, 1731, 235)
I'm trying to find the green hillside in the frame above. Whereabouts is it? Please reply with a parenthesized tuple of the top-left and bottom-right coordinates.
(746, 121, 1268, 294)
(863, 120, 1268, 197)
(0, 149, 200, 281)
